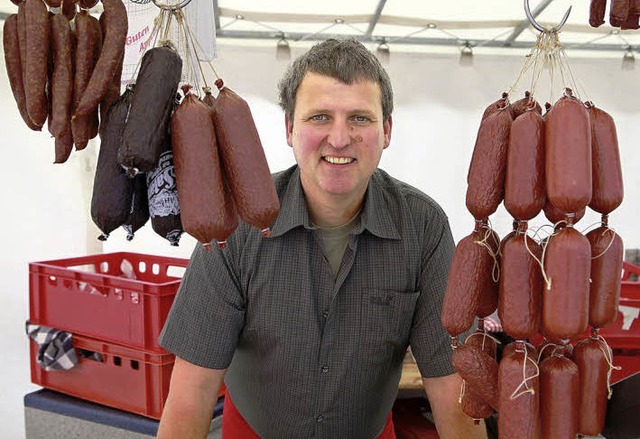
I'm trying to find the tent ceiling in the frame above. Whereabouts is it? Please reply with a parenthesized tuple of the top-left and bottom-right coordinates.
(0, 0, 638, 56)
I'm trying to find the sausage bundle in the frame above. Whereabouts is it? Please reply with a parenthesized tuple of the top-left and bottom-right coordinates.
(171, 86, 238, 249)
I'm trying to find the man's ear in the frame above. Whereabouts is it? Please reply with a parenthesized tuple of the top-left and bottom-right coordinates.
(383, 115, 393, 149)
(285, 115, 294, 147)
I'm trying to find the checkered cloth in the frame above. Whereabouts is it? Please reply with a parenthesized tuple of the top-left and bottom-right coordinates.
(483, 315, 503, 333)
(26, 322, 79, 371)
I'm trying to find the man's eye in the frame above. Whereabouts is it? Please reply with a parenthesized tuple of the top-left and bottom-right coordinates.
(352, 116, 369, 122)
(310, 115, 327, 121)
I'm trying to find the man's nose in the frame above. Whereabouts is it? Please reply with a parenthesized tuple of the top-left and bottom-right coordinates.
(327, 119, 352, 149)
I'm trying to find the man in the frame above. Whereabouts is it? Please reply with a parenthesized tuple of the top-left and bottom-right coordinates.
(157, 39, 486, 439)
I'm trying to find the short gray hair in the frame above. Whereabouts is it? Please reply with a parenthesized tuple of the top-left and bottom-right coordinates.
(278, 38, 394, 121)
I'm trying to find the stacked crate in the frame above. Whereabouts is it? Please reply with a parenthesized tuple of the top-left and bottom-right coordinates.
(27, 252, 190, 419)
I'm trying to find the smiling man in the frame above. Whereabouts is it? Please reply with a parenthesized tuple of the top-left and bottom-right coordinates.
(157, 39, 487, 439)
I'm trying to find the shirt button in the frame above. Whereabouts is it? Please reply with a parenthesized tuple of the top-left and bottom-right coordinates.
(321, 365, 329, 373)
(316, 415, 324, 423)
(323, 311, 329, 319)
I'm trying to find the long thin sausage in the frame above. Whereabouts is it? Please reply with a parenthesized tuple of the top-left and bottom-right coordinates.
(25, 0, 50, 127)
(590, 0, 607, 27)
(539, 354, 579, 439)
(75, 0, 128, 116)
(49, 14, 74, 138)
(3, 14, 40, 130)
(574, 337, 611, 436)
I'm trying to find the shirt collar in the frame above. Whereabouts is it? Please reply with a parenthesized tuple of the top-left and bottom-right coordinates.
(269, 167, 401, 241)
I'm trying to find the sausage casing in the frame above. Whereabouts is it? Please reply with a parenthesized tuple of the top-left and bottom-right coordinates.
(587, 227, 623, 328)
(573, 338, 610, 436)
(539, 355, 579, 439)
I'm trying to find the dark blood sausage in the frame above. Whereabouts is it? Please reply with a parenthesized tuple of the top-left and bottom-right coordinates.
(620, 13, 640, 29)
(441, 228, 497, 336)
(542, 227, 591, 339)
(499, 231, 543, 340)
(466, 104, 511, 220)
(586, 103, 624, 215)
(610, 0, 631, 26)
(498, 347, 540, 439)
(54, 121, 73, 164)
(587, 226, 623, 328)
(122, 174, 150, 241)
(72, 11, 100, 150)
(545, 89, 592, 214)
(539, 354, 579, 439)
(75, 0, 128, 117)
(49, 14, 74, 138)
(451, 343, 499, 411)
(171, 88, 238, 249)
(504, 105, 545, 220)
(633, 0, 640, 14)
(543, 200, 586, 227)
(118, 45, 182, 174)
(481, 92, 514, 121)
(3, 14, 40, 130)
(590, 0, 607, 27)
(574, 337, 611, 436)
(212, 79, 280, 235)
(461, 331, 498, 420)
(475, 227, 500, 319)
(24, 0, 50, 127)
(91, 89, 135, 240)
(147, 135, 184, 246)
(511, 91, 542, 119)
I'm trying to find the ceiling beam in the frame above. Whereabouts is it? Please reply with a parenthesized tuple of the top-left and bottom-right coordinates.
(366, 0, 388, 37)
(215, 28, 635, 53)
(503, 0, 554, 46)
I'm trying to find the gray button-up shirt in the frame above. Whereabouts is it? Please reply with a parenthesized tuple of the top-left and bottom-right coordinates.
(159, 165, 456, 439)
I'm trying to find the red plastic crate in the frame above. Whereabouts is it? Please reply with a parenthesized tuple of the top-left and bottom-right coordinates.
(598, 261, 640, 350)
(29, 252, 188, 352)
(30, 333, 174, 419)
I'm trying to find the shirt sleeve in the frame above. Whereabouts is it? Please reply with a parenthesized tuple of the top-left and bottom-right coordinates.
(159, 241, 246, 369)
(409, 210, 457, 378)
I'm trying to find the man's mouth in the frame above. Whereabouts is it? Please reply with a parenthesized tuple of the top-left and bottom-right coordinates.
(323, 156, 354, 165)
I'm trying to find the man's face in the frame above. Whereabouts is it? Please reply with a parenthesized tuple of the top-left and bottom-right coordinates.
(286, 72, 392, 203)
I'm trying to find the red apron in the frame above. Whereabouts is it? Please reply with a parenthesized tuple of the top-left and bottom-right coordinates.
(222, 391, 396, 438)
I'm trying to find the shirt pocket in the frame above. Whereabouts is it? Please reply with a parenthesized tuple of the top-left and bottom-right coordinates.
(359, 289, 420, 365)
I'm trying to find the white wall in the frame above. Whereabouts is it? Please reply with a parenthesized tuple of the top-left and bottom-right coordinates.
(2, 42, 639, 437)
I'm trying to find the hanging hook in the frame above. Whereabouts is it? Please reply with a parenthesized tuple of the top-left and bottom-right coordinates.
(524, 0, 572, 32)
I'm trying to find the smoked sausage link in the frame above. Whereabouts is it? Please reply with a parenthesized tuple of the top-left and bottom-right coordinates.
(574, 338, 610, 436)
(587, 227, 624, 328)
(545, 90, 592, 213)
(451, 343, 499, 410)
(610, 0, 631, 26)
(481, 92, 514, 121)
(499, 233, 542, 340)
(171, 90, 239, 247)
(475, 227, 500, 319)
(587, 103, 624, 215)
(49, 14, 74, 138)
(441, 229, 497, 336)
(590, 0, 607, 27)
(119, 45, 182, 174)
(3, 14, 40, 130)
(75, 0, 128, 117)
(212, 80, 280, 235)
(24, 0, 50, 127)
(511, 91, 542, 119)
(498, 349, 540, 439)
(461, 332, 497, 419)
(539, 355, 579, 439)
(505, 107, 546, 220)
(542, 226, 591, 339)
(466, 106, 511, 220)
